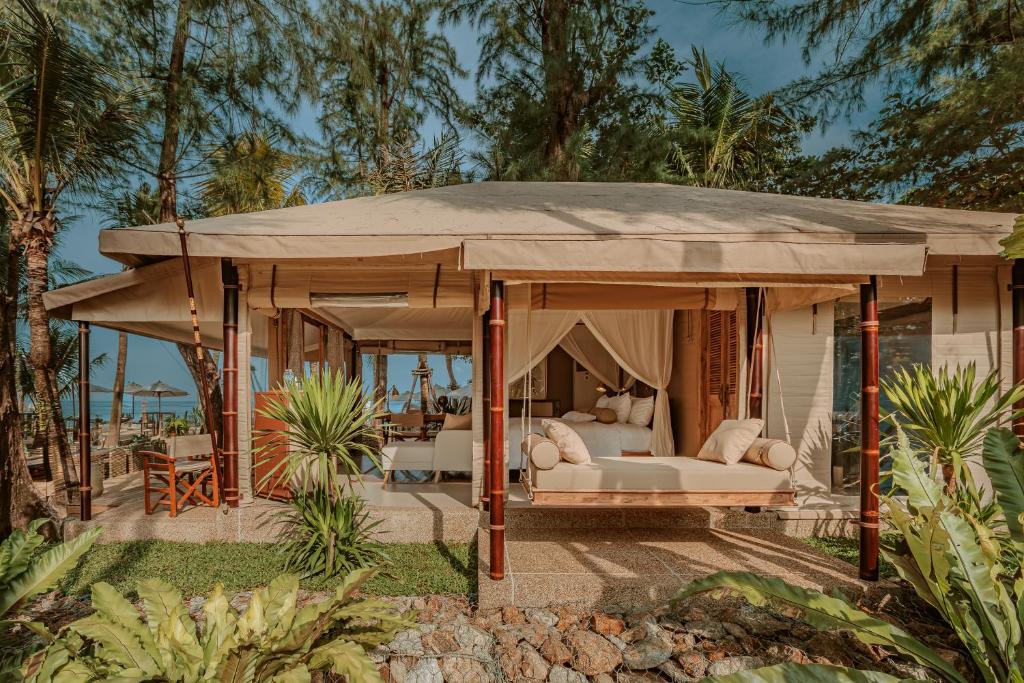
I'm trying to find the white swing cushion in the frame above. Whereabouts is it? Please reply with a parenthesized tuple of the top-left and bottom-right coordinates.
(697, 419, 764, 465)
(742, 438, 797, 471)
(561, 410, 597, 423)
(522, 433, 560, 470)
(542, 419, 592, 465)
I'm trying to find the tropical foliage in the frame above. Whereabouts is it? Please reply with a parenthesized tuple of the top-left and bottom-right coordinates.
(676, 423, 1024, 682)
(279, 489, 388, 578)
(22, 568, 410, 682)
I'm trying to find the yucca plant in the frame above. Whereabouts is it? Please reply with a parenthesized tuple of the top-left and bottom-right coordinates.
(882, 362, 1024, 496)
(676, 425, 1024, 682)
(22, 567, 410, 682)
(280, 489, 389, 578)
(256, 370, 385, 494)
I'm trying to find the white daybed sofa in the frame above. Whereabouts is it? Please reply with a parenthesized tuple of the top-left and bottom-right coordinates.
(381, 429, 473, 483)
(526, 455, 795, 507)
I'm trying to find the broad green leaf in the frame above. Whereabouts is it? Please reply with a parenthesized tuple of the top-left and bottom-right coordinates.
(999, 216, 1024, 258)
(0, 526, 100, 617)
(309, 639, 383, 683)
(700, 662, 918, 682)
(982, 428, 1024, 542)
(91, 582, 160, 661)
(70, 614, 160, 674)
(137, 579, 203, 679)
(676, 571, 967, 683)
(200, 583, 238, 672)
(272, 664, 312, 683)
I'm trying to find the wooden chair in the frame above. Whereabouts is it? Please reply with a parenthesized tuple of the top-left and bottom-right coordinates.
(142, 434, 219, 517)
(387, 411, 427, 441)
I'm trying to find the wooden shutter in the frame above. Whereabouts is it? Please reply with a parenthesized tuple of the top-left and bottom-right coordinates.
(701, 310, 739, 441)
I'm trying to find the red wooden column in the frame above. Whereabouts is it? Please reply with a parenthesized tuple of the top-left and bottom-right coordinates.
(221, 260, 240, 507)
(488, 280, 506, 580)
(481, 309, 491, 510)
(77, 321, 92, 521)
(859, 275, 880, 581)
(745, 287, 765, 420)
(1013, 261, 1024, 437)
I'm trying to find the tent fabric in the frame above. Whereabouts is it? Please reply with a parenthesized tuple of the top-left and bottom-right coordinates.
(559, 325, 632, 391)
(506, 283, 740, 310)
(97, 183, 1014, 267)
(582, 310, 675, 458)
(766, 286, 859, 312)
(316, 307, 474, 341)
(462, 239, 928, 276)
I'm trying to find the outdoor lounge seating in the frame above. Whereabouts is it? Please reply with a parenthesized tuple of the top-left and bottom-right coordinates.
(141, 434, 219, 517)
(526, 456, 795, 507)
(381, 428, 473, 483)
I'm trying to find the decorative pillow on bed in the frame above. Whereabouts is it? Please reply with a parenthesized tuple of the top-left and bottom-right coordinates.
(627, 396, 655, 426)
(697, 419, 764, 465)
(542, 419, 592, 464)
(442, 413, 471, 430)
(594, 395, 611, 409)
(605, 393, 632, 423)
(742, 438, 797, 471)
(590, 407, 617, 424)
(522, 433, 560, 470)
(561, 410, 598, 423)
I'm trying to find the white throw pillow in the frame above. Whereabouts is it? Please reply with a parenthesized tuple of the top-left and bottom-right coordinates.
(523, 434, 560, 470)
(697, 419, 764, 465)
(605, 393, 632, 423)
(594, 395, 611, 409)
(542, 419, 592, 464)
(561, 410, 598, 423)
(627, 396, 655, 426)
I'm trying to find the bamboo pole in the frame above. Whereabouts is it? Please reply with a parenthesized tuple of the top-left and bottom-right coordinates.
(1013, 261, 1024, 437)
(77, 322, 91, 521)
(488, 280, 506, 580)
(859, 275, 880, 581)
(222, 260, 239, 507)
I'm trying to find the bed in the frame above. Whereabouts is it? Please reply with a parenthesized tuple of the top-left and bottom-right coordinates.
(526, 456, 796, 507)
(508, 417, 651, 468)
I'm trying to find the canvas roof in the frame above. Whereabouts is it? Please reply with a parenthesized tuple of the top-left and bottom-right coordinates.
(97, 182, 1017, 276)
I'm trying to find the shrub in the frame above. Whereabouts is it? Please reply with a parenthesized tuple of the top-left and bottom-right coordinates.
(22, 567, 410, 682)
(280, 488, 389, 578)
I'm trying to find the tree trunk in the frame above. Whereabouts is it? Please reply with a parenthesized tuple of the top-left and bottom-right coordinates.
(157, 0, 192, 223)
(24, 242, 75, 511)
(373, 352, 388, 405)
(286, 309, 304, 377)
(0, 230, 53, 533)
(418, 353, 430, 411)
(106, 331, 128, 447)
(444, 354, 458, 390)
(177, 344, 223, 445)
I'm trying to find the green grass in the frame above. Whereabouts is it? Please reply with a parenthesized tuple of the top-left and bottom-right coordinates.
(803, 535, 898, 579)
(59, 540, 476, 600)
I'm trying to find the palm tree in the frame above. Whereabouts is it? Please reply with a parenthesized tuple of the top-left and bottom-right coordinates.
(0, 0, 139, 509)
(664, 47, 802, 190)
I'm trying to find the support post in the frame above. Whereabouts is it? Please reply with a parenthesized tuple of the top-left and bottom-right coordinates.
(481, 309, 491, 509)
(77, 322, 92, 521)
(745, 287, 764, 420)
(222, 260, 240, 507)
(859, 276, 880, 581)
(1014, 261, 1024, 437)
(488, 281, 506, 580)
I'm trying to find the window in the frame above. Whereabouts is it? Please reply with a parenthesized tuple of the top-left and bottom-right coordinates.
(831, 297, 932, 494)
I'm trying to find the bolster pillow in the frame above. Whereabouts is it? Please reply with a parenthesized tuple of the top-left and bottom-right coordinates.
(742, 438, 797, 471)
(522, 433, 560, 470)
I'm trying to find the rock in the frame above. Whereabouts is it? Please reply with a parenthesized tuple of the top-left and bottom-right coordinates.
(592, 675, 615, 683)
(502, 605, 526, 625)
(548, 664, 587, 683)
(658, 660, 695, 683)
(671, 632, 697, 655)
(555, 606, 586, 631)
(806, 633, 853, 666)
(389, 628, 425, 656)
(706, 656, 765, 677)
(539, 633, 572, 666)
(622, 632, 672, 670)
(518, 642, 551, 681)
(526, 608, 560, 628)
(499, 623, 549, 648)
(499, 646, 524, 680)
(605, 634, 628, 651)
(615, 672, 660, 683)
(565, 630, 623, 676)
(593, 612, 626, 636)
(676, 650, 709, 678)
(686, 620, 727, 641)
(421, 628, 458, 655)
(888, 661, 932, 681)
(453, 623, 494, 660)
(439, 654, 490, 683)
(405, 658, 443, 683)
(722, 622, 747, 639)
(386, 658, 408, 683)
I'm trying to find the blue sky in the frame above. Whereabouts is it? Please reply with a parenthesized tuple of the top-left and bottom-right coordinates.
(62, 0, 880, 398)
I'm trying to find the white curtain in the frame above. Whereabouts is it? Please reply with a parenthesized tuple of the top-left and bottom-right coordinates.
(559, 325, 634, 391)
(583, 310, 675, 457)
(506, 308, 579, 383)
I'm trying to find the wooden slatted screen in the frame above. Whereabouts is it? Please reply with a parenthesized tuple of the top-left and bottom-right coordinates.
(702, 309, 739, 441)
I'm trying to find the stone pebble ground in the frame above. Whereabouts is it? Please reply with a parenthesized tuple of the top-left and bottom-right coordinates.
(18, 587, 964, 682)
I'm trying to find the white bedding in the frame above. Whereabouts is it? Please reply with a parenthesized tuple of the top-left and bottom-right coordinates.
(508, 418, 652, 468)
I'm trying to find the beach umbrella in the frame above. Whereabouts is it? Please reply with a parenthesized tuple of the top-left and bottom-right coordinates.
(141, 380, 188, 417)
(124, 381, 147, 417)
